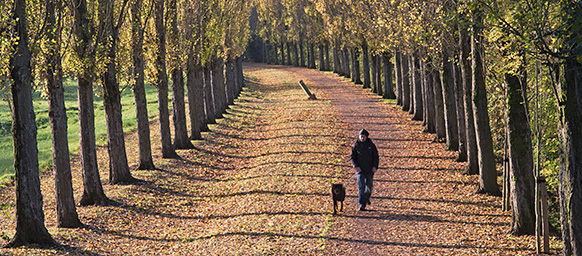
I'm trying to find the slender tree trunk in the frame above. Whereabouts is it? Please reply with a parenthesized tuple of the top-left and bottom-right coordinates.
(45, 0, 82, 228)
(5, 0, 57, 247)
(203, 65, 216, 124)
(286, 42, 292, 66)
(293, 42, 299, 66)
(506, 73, 536, 235)
(353, 48, 362, 84)
(225, 58, 236, 106)
(433, 70, 447, 142)
(383, 53, 396, 99)
(186, 57, 201, 140)
(212, 58, 227, 117)
(371, 54, 377, 93)
(131, 0, 154, 170)
(155, 0, 178, 158)
(362, 41, 371, 89)
(309, 43, 316, 69)
(318, 44, 325, 71)
(412, 55, 423, 120)
(408, 55, 415, 115)
(100, 0, 133, 184)
(281, 42, 285, 65)
(333, 47, 340, 74)
(300, 40, 305, 67)
(442, 55, 459, 151)
(460, 20, 478, 175)
(454, 58, 467, 162)
(196, 65, 208, 132)
(376, 55, 382, 96)
(324, 44, 331, 71)
(72, 0, 110, 206)
(401, 54, 411, 111)
(423, 60, 436, 133)
(395, 51, 402, 105)
(472, 5, 500, 195)
(344, 47, 351, 78)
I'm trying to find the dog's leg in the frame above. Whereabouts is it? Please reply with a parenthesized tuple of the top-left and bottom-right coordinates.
(340, 200, 343, 212)
(333, 200, 338, 214)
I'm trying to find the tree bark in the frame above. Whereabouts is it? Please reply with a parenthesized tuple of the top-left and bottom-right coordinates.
(472, 5, 500, 195)
(442, 56, 459, 151)
(71, 0, 110, 206)
(309, 43, 316, 69)
(131, 0, 154, 170)
(186, 58, 201, 140)
(422, 59, 436, 133)
(433, 69, 446, 142)
(100, 0, 133, 184)
(5, 0, 57, 247)
(411, 55, 423, 120)
(454, 59, 467, 162)
(362, 41, 371, 89)
(383, 53, 396, 99)
(371, 54, 377, 94)
(353, 48, 362, 84)
(299, 40, 305, 67)
(44, 0, 82, 228)
(395, 51, 402, 105)
(212, 58, 227, 117)
(203, 65, 216, 125)
(375, 55, 382, 96)
(401, 54, 411, 112)
(506, 73, 535, 235)
(286, 42, 292, 66)
(459, 19, 478, 175)
(155, 0, 178, 158)
(318, 44, 325, 71)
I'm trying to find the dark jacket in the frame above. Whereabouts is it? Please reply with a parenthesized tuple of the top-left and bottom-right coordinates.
(350, 138, 379, 174)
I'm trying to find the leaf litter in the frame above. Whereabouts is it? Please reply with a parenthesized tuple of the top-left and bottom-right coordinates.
(0, 63, 562, 255)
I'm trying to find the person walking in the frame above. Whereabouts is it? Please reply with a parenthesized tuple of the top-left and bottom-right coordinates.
(350, 129, 379, 211)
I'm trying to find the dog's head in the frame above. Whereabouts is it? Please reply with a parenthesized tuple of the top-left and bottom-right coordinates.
(332, 183, 345, 196)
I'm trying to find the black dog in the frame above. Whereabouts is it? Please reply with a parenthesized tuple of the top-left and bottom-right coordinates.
(332, 183, 346, 214)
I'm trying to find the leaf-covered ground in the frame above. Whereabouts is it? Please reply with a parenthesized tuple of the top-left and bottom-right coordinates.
(1, 63, 562, 255)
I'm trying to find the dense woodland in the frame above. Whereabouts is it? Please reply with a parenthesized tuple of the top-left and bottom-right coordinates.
(1, 0, 581, 254)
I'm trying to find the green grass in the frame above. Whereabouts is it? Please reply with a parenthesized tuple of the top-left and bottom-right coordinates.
(0, 78, 160, 184)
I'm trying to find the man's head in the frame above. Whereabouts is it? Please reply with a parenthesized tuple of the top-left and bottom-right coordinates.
(359, 129, 369, 142)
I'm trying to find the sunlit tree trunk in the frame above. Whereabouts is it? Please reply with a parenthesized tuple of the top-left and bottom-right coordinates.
(131, 0, 154, 170)
(422, 60, 436, 133)
(71, 0, 110, 206)
(433, 69, 446, 142)
(472, 4, 500, 195)
(353, 48, 362, 84)
(100, 0, 133, 183)
(395, 51, 403, 105)
(506, 72, 535, 235)
(401, 53, 411, 112)
(459, 19, 478, 175)
(155, 0, 178, 158)
(442, 55, 459, 151)
(454, 59, 467, 162)
(318, 44, 325, 71)
(411, 55, 423, 121)
(45, 0, 82, 228)
(5, 0, 57, 247)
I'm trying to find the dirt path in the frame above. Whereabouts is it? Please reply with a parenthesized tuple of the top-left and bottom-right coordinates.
(0, 63, 561, 255)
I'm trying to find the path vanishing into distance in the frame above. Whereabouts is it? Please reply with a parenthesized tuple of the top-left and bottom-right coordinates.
(0, 63, 561, 255)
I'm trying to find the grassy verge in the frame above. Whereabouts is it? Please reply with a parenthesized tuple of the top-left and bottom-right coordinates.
(0, 79, 160, 184)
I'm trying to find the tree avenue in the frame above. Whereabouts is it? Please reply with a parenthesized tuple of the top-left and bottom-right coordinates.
(0, 0, 580, 254)
(1, 0, 249, 248)
(251, 0, 581, 254)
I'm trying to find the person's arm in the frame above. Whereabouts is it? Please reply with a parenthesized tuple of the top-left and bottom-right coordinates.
(350, 144, 361, 173)
(372, 143, 379, 173)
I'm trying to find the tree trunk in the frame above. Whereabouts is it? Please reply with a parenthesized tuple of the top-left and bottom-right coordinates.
(433, 70, 446, 142)
(353, 48, 362, 84)
(286, 42, 292, 66)
(472, 6, 500, 195)
(203, 65, 215, 124)
(300, 40, 305, 67)
(212, 58, 227, 117)
(422, 60, 436, 133)
(281, 42, 285, 65)
(71, 0, 110, 206)
(131, 0, 154, 170)
(155, 0, 178, 159)
(318, 44, 325, 71)
(411, 55, 423, 120)
(344, 47, 351, 79)
(293, 42, 299, 66)
(506, 73, 535, 235)
(558, 33, 582, 255)
(186, 58, 201, 140)
(309, 43, 316, 69)
(408, 55, 415, 115)
(225, 58, 237, 106)
(460, 20, 478, 175)
(383, 53, 396, 99)
(362, 41, 371, 89)
(442, 55, 459, 151)
(172, 67, 194, 149)
(401, 54, 411, 112)
(5, 0, 57, 247)
(100, 0, 133, 184)
(45, 0, 82, 228)
(454, 59, 467, 162)
(376, 55, 382, 96)
(395, 51, 402, 105)
(371, 54, 377, 93)
(333, 47, 340, 74)
(324, 44, 331, 71)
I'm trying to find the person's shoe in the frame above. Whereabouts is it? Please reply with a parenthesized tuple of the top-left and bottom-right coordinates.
(367, 199, 371, 205)
(359, 206, 367, 211)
